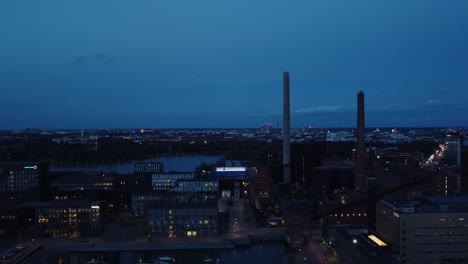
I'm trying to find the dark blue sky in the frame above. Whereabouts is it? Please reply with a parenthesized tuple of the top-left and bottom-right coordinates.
(1, 0, 468, 129)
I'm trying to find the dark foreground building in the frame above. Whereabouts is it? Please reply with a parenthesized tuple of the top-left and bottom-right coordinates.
(20, 200, 107, 238)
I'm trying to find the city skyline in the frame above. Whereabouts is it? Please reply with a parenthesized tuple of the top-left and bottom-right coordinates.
(1, 0, 468, 129)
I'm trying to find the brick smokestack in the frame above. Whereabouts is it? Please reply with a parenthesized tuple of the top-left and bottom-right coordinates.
(355, 91, 367, 190)
(357, 91, 365, 157)
(283, 71, 291, 184)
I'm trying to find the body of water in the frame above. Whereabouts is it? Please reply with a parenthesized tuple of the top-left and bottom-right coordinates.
(50, 155, 222, 174)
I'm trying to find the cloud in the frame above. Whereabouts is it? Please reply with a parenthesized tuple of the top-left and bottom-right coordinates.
(367, 102, 415, 112)
(103, 56, 117, 65)
(423, 99, 456, 107)
(0, 103, 16, 110)
(427, 88, 458, 93)
(0, 102, 49, 113)
(74, 53, 117, 65)
(93, 53, 107, 60)
(295, 102, 414, 115)
(294, 104, 355, 115)
(74, 56, 88, 65)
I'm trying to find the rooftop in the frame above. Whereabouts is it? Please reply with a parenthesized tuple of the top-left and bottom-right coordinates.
(20, 200, 105, 208)
(380, 196, 468, 214)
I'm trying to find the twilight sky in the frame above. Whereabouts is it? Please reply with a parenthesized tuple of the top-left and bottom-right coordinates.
(1, 0, 468, 129)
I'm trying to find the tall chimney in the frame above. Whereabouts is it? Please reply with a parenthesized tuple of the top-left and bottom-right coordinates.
(355, 91, 367, 190)
(283, 72, 291, 184)
(357, 91, 365, 156)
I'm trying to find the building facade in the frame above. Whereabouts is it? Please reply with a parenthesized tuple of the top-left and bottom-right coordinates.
(151, 172, 194, 191)
(146, 201, 218, 237)
(376, 197, 468, 263)
(170, 179, 218, 193)
(131, 192, 164, 216)
(0, 162, 49, 201)
(132, 179, 218, 217)
(215, 160, 251, 199)
(20, 200, 106, 238)
(0, 201, 18, 237)
(253, 167, 271, 197)
(134, 162, 164, 173)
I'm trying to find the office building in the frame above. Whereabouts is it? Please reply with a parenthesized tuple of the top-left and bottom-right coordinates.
(20, 200, 106, 238)
(253, 167, 271, 197)
(260, 123, 273, 134)
(134, 162, 164, 173)
(444, 133, 462, 166)
(131, 192, 165, 216)
(441, 133, 462, 195)
(146, 200, 218, 237)
(132, 179, 218, 217)
(50, 173, 113, 201)
(215, 160, 250, 199)
(0, 162, 50, 201)
(151, 172, 194, 191)
(170, 179, 218, 194)
(376, 197, 468, 263)
(114, 173, 154, 209)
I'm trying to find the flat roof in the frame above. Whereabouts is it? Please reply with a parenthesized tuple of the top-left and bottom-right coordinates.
(20, 200, 104, 208)
(51, 173, 113, 186)
(380, 196, 468, 213)
(426, 196, 468, 203)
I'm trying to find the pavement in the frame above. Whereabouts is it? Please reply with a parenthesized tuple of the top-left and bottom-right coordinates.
(0, 243, 40, 264)
(224, 198, 256, 236)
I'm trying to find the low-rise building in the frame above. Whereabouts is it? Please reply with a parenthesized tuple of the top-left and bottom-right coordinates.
(146, 199, 218, 237)
(20, 200, 106, 238)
